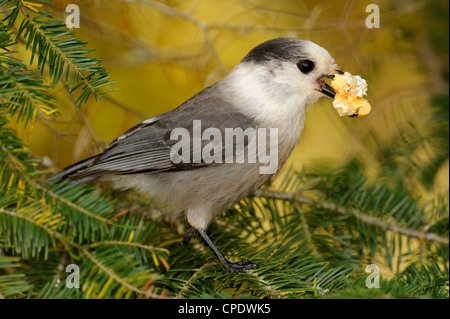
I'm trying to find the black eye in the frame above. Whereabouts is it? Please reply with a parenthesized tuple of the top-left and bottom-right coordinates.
(297, 60, 315, 74)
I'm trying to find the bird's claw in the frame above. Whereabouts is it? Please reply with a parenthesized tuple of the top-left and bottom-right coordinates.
(223, 258, 259, 273)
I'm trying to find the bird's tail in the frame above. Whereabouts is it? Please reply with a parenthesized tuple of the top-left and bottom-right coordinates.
(46, 155, 97, 184)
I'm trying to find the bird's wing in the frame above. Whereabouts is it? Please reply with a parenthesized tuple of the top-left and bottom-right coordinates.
(63, 85, 258, 180)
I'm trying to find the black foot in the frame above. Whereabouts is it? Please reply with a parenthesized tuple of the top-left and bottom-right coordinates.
(197, 229, 259, 273)
(222, 258, 259, 273)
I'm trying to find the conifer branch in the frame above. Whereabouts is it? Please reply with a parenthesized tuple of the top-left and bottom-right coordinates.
(86, 240, 169, 254)
(0, 207, 68, 245)
(80, 247, 168, 299)
(175, 262, 216, 299)
(252, 189, 449, 245)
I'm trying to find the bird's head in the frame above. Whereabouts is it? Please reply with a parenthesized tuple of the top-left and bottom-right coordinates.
(241, 37, 340, 100)
(222, 38, 340, 123)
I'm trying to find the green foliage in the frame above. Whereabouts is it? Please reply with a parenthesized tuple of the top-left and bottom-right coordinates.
(0, 24, 56, 125)
(1, 0, 115, 111)
(0, 255, 30, 298)
(16, 12, 116, 105)
(0, 0, 448, 300)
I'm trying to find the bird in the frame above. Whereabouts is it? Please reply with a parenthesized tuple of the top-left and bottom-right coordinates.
(48, 37, 340, 273)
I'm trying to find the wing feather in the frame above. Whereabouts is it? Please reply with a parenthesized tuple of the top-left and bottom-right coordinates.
(65, 85, 257, 180)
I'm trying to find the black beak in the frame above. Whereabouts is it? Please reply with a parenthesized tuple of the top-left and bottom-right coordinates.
(317, 70, 343, 98)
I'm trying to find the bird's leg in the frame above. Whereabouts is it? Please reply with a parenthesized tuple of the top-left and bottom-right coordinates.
(198, 229, 258, 273)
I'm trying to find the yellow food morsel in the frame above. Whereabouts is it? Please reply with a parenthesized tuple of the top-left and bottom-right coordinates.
(330, 72, 370, 118)
(333, 94, 371, 118)
(330, 75, 349, 93)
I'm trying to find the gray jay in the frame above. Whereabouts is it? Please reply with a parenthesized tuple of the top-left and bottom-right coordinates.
(48, 37, 340, 272)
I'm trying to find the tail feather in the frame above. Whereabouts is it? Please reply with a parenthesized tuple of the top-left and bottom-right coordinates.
(46, 155, 98, 183)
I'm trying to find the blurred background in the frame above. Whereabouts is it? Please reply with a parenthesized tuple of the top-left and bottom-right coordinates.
(19, 0, 448, 199)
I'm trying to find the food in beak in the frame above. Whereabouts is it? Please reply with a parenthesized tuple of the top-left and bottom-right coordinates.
(330, 72, 371, 118)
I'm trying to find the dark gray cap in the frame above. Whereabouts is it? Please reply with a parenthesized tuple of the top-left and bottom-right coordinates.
(241, 37, 308, 63)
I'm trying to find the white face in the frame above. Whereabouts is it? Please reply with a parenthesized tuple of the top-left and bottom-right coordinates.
(266, 40, 339, 103)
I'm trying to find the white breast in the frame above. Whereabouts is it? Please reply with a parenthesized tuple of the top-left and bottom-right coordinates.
(219, 63, 317, 157)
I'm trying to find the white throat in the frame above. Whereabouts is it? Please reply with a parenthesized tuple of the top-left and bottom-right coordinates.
(218, 63, 321, 153)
